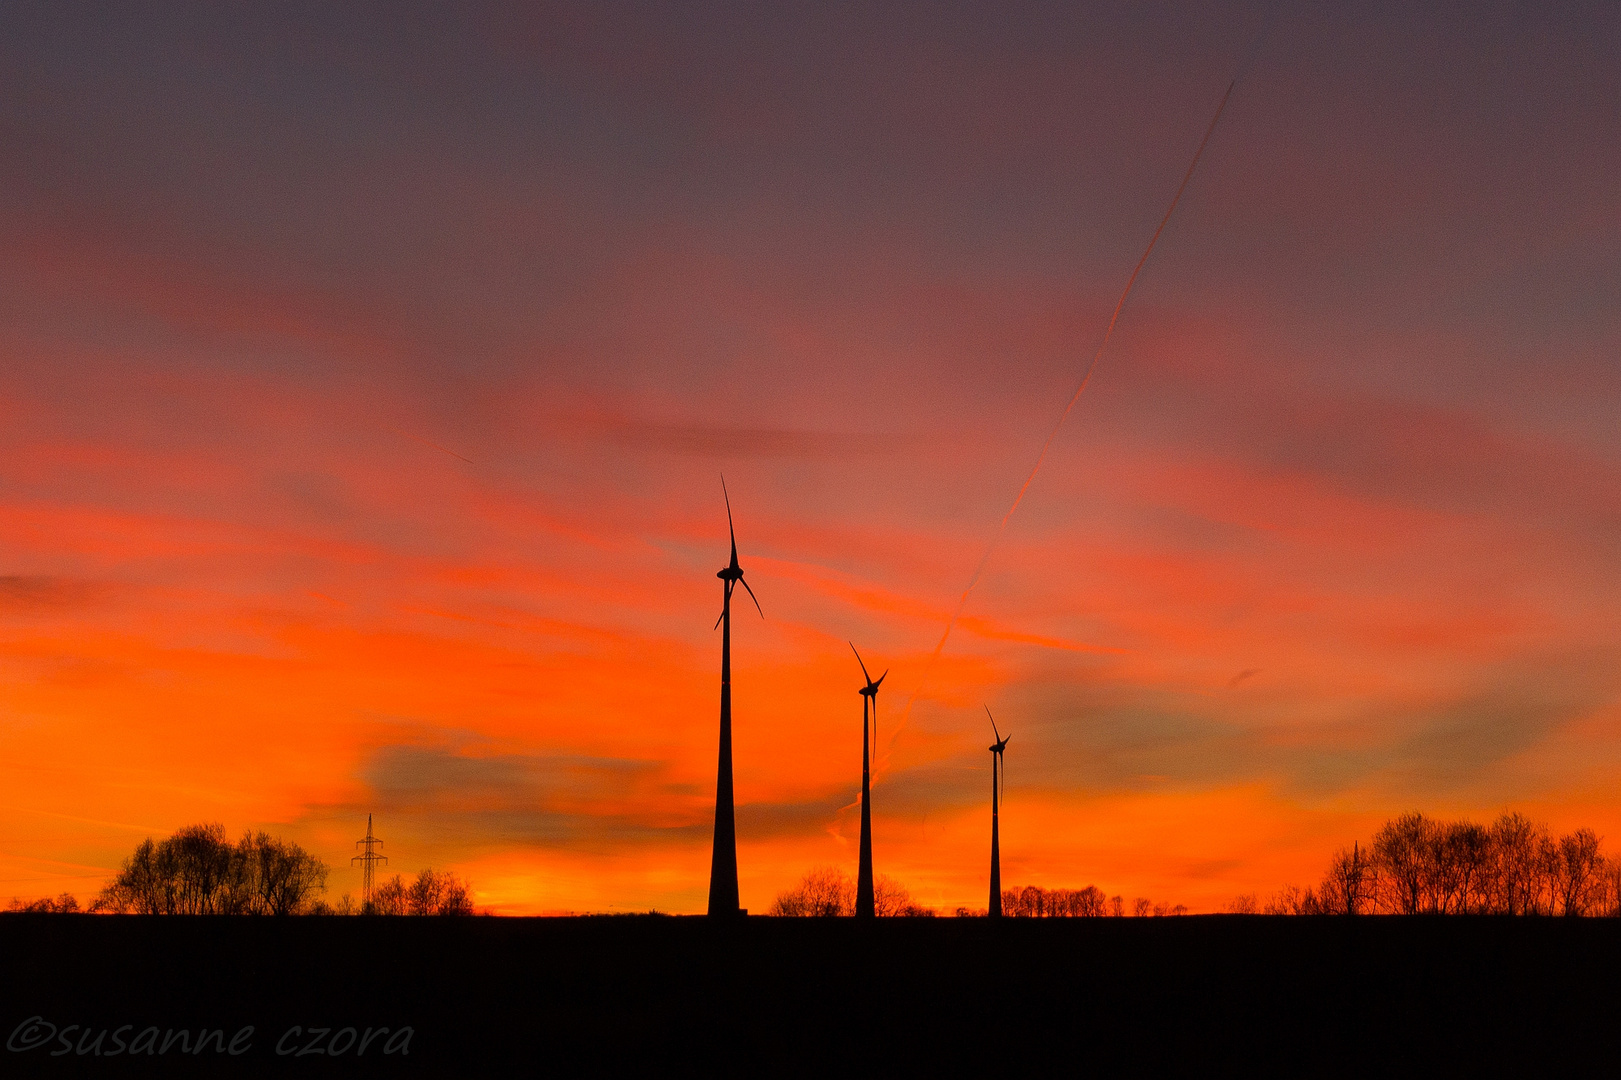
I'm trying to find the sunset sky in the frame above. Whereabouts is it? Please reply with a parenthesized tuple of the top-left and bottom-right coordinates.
(2, 2, 1618, 914)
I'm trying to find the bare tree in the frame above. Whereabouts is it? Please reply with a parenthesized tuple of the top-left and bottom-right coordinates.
(413, 869, 474, 915)
(1285, 810, 1621, 918)
(770, 866, 854, 916)
(1373, 812, 1429, 915)
(1488, 812, 1548, 915)
(1551, 828, 1604, 916)
(996, 884, 1114, 917)
(1226, 894, 1258, 914)
(1441, 821, 1491, 914)
(1075, 886, 1110, 916)
(1318, 844, 1375, 915)
(173, 824, 235, 913)
(1264, 885, 1321, 915)
(309, 893, 358, 915)
(872, 874, 920, 916)
(1597, 859, 1621, 917)
(371, 874, 408, 916)
(366, 869, 473, 915)
(768, 868, 932, 916)
(408, 869, 448, 915)
(97, 824, 329, 915)
(239, 832, 327, 915)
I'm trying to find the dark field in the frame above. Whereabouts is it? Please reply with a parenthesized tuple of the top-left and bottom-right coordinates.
(5, 914, 1620, 1076)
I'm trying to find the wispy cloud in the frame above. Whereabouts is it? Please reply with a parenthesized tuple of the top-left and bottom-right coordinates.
(0, 575, 106, 612)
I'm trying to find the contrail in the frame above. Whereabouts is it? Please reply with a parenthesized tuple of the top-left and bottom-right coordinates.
(384, 424, 475, 465)
(888, 78, 1239, 748)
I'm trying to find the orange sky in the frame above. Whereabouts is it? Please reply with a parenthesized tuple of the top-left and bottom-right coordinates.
(2, 2, 1619, 913)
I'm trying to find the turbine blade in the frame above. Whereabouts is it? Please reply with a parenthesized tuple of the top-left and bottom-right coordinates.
(714, 609, 725, 631)
(986, 706, 1001, 743)
(874, 670, 887, 692)
(722, 474, 738, 564)
(850, 643, 872, 685)
(740, 575, 763, 618)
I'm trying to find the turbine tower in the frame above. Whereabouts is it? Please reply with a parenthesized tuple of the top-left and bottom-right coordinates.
(352, 813, 386, 913)
(851, 644, 887, 919)
(986, 710, 1009, 918)
(708, 478, 762, 917)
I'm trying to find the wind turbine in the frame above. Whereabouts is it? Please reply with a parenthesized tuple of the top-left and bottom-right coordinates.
(851, 644, 887, 918)
(708, 477, 763, 917)
(986, 708, 1010, 918)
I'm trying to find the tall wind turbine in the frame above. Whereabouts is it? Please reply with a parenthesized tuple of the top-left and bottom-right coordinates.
(851, 644, 887, 919)
(986, 708, 1010, 918)
(708, 478, 763, 917)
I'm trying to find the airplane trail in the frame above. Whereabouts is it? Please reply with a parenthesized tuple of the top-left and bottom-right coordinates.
(385, 425, 475, 465)
(886, 78, 1238, 755)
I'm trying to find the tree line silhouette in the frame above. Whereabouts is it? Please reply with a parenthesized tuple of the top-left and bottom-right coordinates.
(7, 893, 82, 914)
(770, 869, 1190, 918)
(968, 887, 1189, 917)
(771, 866, 934, 916)
(368, 869, 475, 916)
(2, 823, 478, 915)
(992, 886, 1187, 918)
(18, 812, 1619, 918)
(999, 885, 1117, 917)
(773, 810, 1621, 919)
(1243, 811, 1621, 916)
